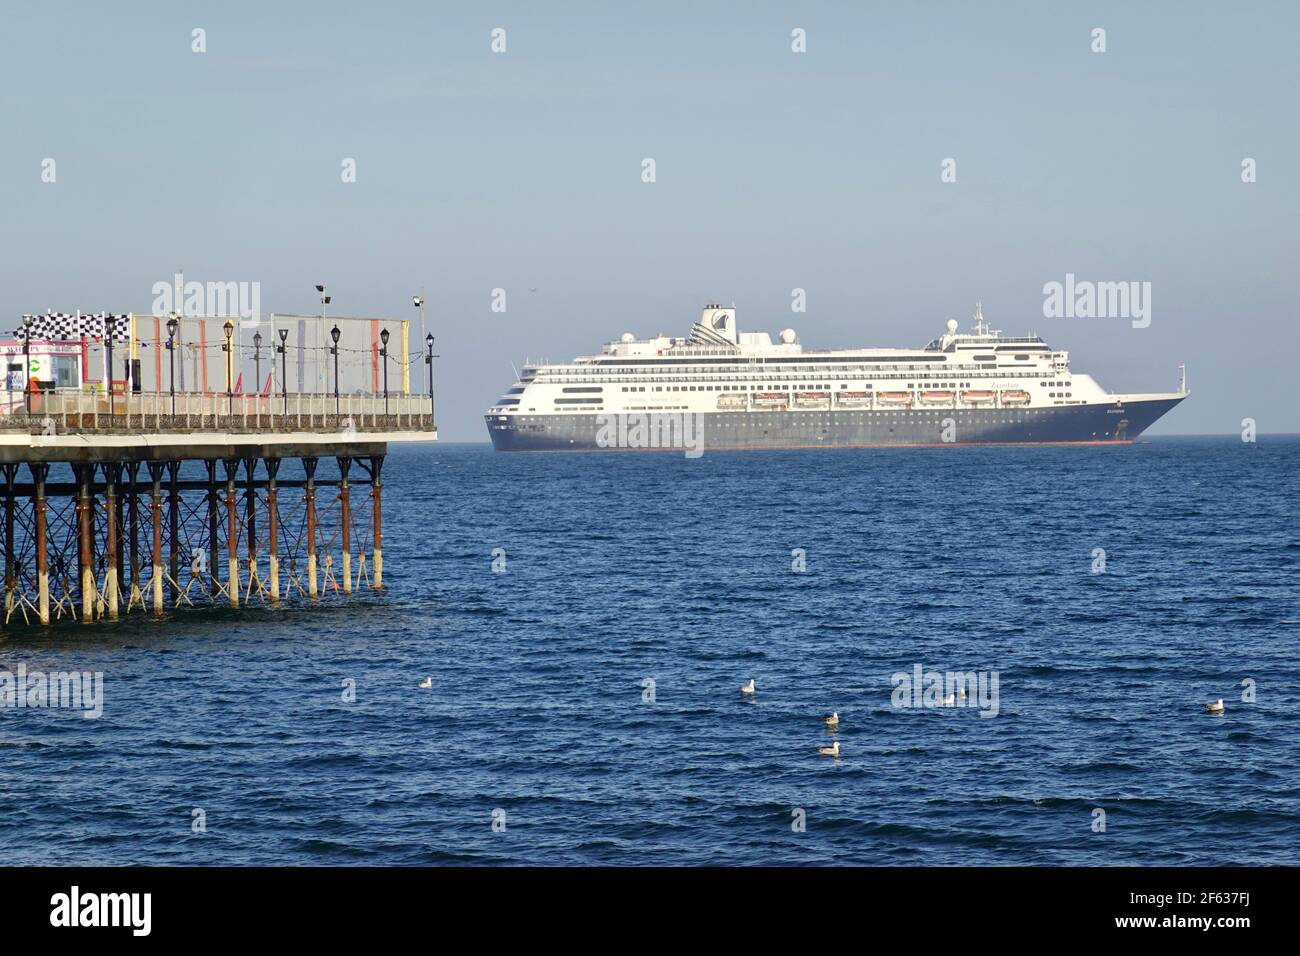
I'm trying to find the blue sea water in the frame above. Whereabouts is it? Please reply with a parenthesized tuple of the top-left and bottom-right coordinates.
(2, 436, 1298, 866)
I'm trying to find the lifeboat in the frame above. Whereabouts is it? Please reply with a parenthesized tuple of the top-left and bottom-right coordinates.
(1001, 390, 1031, 406)
(876, 391, 913, 406)
(918, 390, 955, 405)
(752, 391, 789, 410)
(716, 393, 746, 410)
(794, 391, 830, 409)
(960, 389, 996, 405)
(836, 391, 873, 408)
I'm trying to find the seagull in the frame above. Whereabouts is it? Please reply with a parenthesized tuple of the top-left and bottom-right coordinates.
(740, 679, 755, 695)
(818, 740, 840, 757)
(824, 711, 839, 729)
(941, 693, 956, 706)
(418, 677, 433, 690)
(1205, 698, 1225, 714)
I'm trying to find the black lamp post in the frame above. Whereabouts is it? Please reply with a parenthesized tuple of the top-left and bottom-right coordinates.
(253, 331, 263, 398)
(425, 332, 436, 424)
(329, 324, 341, 417)
(21, 314, 33, 414)
(379, 327, 390, 416)
(104, 315, 116, 420)
(223, 319, 235, 417)
(277, 326, 289, 415)
(166, 315, 178, 416)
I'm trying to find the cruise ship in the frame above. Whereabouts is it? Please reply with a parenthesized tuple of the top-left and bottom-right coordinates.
(484, 303, 1188, 452)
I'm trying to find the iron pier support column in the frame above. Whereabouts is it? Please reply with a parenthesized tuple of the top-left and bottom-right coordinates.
(32, 462, 50, 625)
(103, 462, 120, 620)
(370, 455, 384, 590)
(148, 462, 165, 612)
(76, 463, 95, 622)
(127, 461, 142, 611)
(3, 463, 16, 618)
(338, 456, 352, 595)
(304, 457, 319, 598)
(167, 461, 181, 604)
(243, 457, 260, 600)
(206, 460, 220, 600)
(266, 458, 281, 604)
(224, 459, 240, 608)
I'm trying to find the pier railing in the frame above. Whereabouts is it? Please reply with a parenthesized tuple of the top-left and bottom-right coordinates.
(1, 390, 436, 436)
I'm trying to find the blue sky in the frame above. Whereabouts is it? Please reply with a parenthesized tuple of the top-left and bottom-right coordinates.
(2, 2, 1296, 439)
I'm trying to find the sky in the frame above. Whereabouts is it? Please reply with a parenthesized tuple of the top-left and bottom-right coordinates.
(2, 1, 1296, 440)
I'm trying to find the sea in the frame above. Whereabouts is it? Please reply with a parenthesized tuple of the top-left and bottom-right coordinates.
(2, 436, 1298, 865)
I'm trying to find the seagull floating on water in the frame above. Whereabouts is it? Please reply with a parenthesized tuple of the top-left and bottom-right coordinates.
(1205, 698, 1225, 714)
(418, 677, 433, 690)
(824, 711, 839, 729)
(818, 740, 840, 757)
(941, 693, 956, 706)
(740, 679, 755, 695)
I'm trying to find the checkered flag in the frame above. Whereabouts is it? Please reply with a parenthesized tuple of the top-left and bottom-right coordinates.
(14, 311, 131, 341)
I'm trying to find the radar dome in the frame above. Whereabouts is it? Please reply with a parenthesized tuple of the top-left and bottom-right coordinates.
(946, 319, 959, 334)
(621, 332, 635, 343)
(779, 328, 797, 344)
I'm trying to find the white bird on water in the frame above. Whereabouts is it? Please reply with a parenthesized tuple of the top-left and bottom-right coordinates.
(824, 711, 839, 729)
(740, 679, 755, 695)
(941, 693, 956, 706)
(1205, 698, 1225, 714)
(818, 740, 840, 757)
(418, 677, 433, 690)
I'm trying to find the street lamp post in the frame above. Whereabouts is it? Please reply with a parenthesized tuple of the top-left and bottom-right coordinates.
(315, 284, 330, 395)
(329, 324, 341, 418)
(166, 315, 178, 416)
(424, 333, 436, 425)
(412, 294, 426, 356)
(277, 327, 289, 415)
(105, 316, 116, 420)
(21, 314, 33, 415)
(223, 319, 235, 418)
(379, 327, 390, 416)
(253, 331, 263, 396)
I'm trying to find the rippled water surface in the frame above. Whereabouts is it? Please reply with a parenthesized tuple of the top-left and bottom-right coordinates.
(2, 437, 1298, 865)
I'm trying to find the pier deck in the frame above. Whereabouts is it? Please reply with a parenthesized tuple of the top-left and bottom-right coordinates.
(2, 392, 436, 628)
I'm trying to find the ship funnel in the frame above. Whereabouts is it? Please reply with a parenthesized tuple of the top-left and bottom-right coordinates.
(694, 304, 738, 345)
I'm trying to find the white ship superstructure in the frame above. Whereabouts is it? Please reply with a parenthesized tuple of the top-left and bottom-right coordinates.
(485, 303, 1187, 451)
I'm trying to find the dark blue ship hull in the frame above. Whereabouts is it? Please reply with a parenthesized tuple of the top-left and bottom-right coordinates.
(486, 396, 1186, 451)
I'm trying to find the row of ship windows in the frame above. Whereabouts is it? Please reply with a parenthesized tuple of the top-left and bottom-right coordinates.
(531, 371, 1051, 385)
(616, 381, 980, 393)
(525, 371, 1045, 390)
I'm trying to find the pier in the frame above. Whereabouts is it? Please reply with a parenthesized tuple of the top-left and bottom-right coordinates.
(0, 311, 436, 627)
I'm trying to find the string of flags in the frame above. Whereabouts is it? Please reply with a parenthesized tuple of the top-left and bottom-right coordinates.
(12, 311, 131, 342)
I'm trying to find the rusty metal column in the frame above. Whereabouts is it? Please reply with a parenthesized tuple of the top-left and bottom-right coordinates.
(337, 456, 352, 595)
(148, 462, 165, 611)
(3, 463, 15, 617)
(76, 463, 95, 622)
(32, 462, 50, 625)
(167, 461, 181, 604)
(266, 458, 281, 604)
(304, 457, 318, 598)
(224, 459, 240, 608)
(103, 463, 120, 620)
(127, 461, 142, 611)
(243, 457, 260, 600)
(205, 460, 220, 600)
(370, 455, 384, 589)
